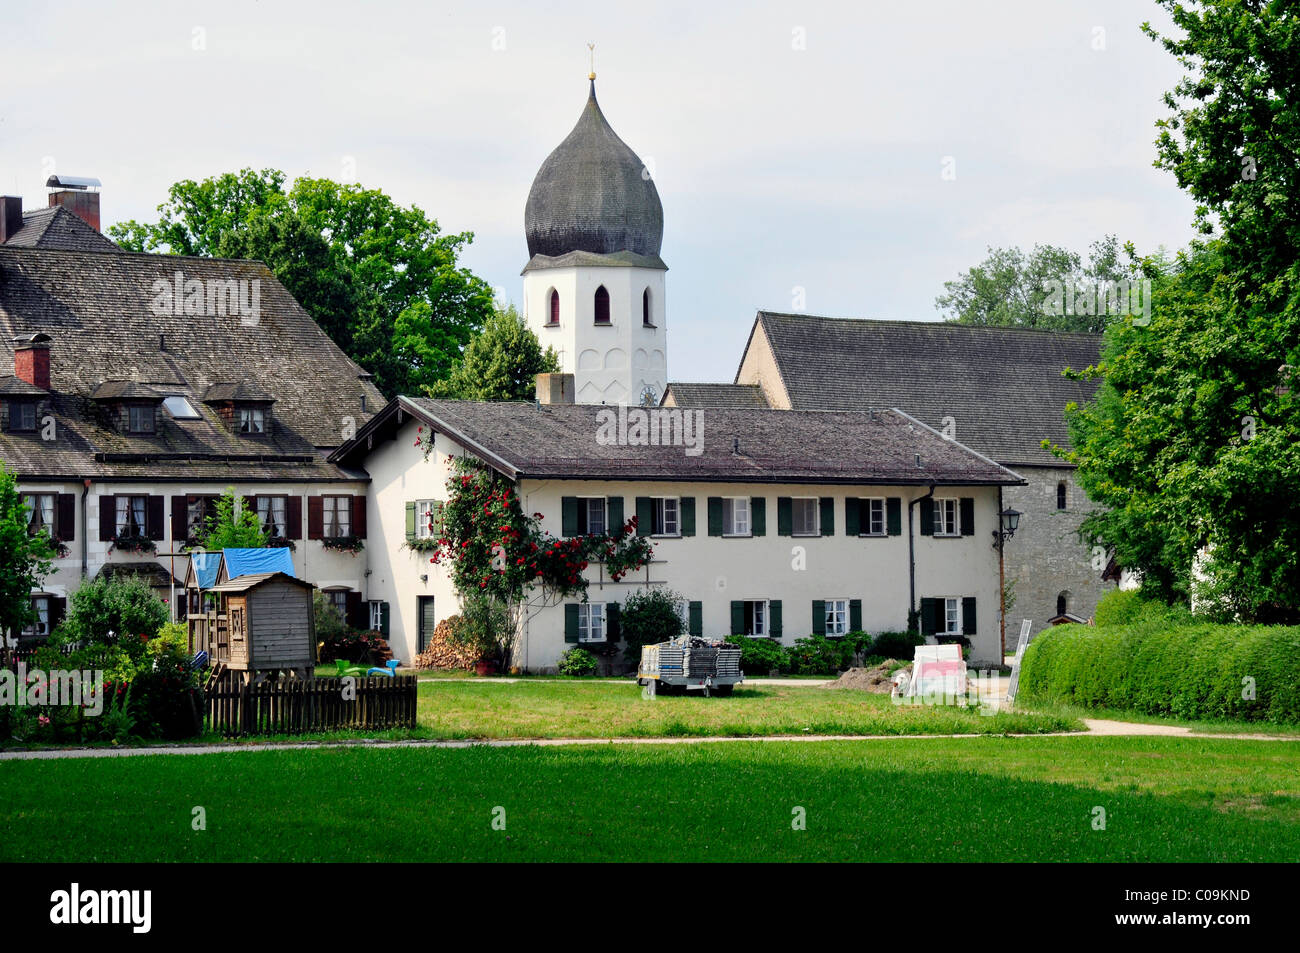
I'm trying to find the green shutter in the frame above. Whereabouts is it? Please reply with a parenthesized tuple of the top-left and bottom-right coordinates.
(849, 599, 862, 632)
(708, 497, 724, 536)
(606, 496, 624, 533)
(635, 497, 653, 536)
(962, 597, 976, 635)
(688, 601, 702, 637)
(380, 601, 391, 638)
(769, 600, 782, 638)
(886, 498, 902, 536)
(811, 599, 826, 635)
(776, 497, 792, 536)
(919, 500, 934, 536)
(920, 598, 940, 635)
(819, 497, 834, 536)
(562, 497, 579, 537)
(680, 497, 696, 536)
(565, 603, 580, 642)
(845, 497, 860, 536)
(751, 497, 766, 536)
(405, 501, 417, 543)
(960, 497, 975, 537)
(606, 603, 621, 642)
(730, 600, 744, 635)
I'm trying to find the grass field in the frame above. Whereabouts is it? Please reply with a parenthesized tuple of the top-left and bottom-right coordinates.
(3, 736, 1298, 862)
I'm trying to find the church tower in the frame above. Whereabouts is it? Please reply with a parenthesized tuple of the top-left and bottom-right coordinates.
(522, 73, 667, 405)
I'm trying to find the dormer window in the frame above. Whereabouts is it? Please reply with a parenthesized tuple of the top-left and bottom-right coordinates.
(127, 405, 155, 434)
(240, 407, 266, 435)
(8, 399, 37, 432)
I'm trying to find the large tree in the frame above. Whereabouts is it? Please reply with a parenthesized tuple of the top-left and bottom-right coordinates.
(1060, 1, 1300, 621)
(427, 305, 559, 401)
(0, 464, 54, 641)
(936, 236, 1127, 332)
(109, 169, 495, 397)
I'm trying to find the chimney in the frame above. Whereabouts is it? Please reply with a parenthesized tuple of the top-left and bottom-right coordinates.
(14, 333, 53, 391)
(535, 372, 575, 405)
(0, 195, 22, 243)
(45, 175, 102, 232)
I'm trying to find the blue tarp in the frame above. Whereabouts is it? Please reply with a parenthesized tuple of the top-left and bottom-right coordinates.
(190, 552, 222, 589)
(223, 547, 296, 580)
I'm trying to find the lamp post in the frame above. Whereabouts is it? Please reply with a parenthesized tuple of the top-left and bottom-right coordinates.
(992, 506, 1021, 659)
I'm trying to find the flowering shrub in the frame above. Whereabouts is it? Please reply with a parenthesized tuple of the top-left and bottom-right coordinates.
(319, 629, 383, 665)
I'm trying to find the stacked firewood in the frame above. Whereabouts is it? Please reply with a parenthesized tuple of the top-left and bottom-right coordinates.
(413, 615, 480, 670)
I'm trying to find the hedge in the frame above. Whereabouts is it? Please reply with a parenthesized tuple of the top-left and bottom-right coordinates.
(1018, 621, 1300, 724)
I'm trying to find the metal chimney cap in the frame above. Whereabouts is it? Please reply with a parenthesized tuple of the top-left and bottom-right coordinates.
(45, 175, 102, 191)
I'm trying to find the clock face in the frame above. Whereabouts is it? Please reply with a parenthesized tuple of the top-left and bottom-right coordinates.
(640, 385, 658, 407)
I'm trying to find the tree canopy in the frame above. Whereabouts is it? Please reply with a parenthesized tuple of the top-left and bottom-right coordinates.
(427, 305, 560, 401)
(109, 168, 495, 397)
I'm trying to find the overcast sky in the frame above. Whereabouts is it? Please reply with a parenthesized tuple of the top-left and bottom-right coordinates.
(2, 0, 1200, 382)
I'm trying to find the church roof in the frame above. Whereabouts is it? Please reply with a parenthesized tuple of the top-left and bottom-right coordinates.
(663, 382, 770, 409)
(524, 80, 664, 260)
(742, 312, 1102, 467)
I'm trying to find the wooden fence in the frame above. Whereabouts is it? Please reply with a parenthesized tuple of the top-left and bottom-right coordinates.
(205, 675, 418, 737)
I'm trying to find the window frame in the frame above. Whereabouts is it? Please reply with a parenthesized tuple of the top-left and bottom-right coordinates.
(324, 588, 349, 618)
(723, 497, 751, 537)
(25, 595, 51, 638)
(744, 599, 768, 637)
(943, 597, 961, 635)
(22, 492, 56, 537)
(547, 289, 560, 327)
(126, 404, 155, 434)
(369, 600, 384, 632)
(862, 497, 886, 536)
(580, 496, 607, 536)
(9, 399, 38, 432)
(578, 602, 606, 643)
(791, 497, 820, 537)
(593, 285, 611, 325)
(256, 495, 289, 538)
(415, 499, 441, 540)
(186, 495, 218, 541)
(933, 498, 960, 537)
(116, 494, 149, 538)
(824, 598, 850, 636)
(1056, 482, 1068, 510)
(642, 287, 654, 327)
(239, 406, 266, 435)
(652, 496, 680, 537)
(321, 494, 353, 538)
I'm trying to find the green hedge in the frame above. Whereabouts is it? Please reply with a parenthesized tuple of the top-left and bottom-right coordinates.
(1019, 621, 1300, 724)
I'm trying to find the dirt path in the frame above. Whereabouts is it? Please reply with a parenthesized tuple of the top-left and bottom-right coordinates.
(1, 718, 1295, 761)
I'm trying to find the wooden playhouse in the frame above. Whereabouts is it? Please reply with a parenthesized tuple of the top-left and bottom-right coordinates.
(205, 572, 317, 681)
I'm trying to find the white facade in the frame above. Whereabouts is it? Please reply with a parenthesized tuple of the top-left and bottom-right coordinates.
(364, 415, 1009, 671)
(523, 264, 668, 405)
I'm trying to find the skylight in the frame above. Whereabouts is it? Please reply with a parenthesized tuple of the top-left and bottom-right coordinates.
(163, 395, 201, 420)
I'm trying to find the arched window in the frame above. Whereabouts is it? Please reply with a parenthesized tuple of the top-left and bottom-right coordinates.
(642, 288, 653, 327)
(1056, 482, 1067, 510)
(594, 286, 610, 325)
(1056, 592, 1068, 617)
(548, 289, 560, 326)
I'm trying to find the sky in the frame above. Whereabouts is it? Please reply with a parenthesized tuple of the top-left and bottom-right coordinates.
(1, 0, 1201, 383)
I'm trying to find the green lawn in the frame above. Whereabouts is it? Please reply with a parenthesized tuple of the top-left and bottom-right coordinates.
(411, 679, 1079, 739)
(3, 736, 1298, 861)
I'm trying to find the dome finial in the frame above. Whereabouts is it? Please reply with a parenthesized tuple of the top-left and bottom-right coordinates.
(587, 41, 596, 81)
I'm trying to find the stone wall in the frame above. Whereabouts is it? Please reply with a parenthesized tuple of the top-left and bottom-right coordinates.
(1002, 465, 1112, 640)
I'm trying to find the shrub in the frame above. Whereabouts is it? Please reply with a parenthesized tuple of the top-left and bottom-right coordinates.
(725, 635, 788, 675)
(130, 636, 203, 740)
(1094, 589, 1194, 627)
(312, 591, 350, 641)
(619, 589, 686, 665)
(320, 630, 383, 665)
(1019, 621, 1300, 724)
(870, 630, 924, 660)
(557, 646, 600, 677)
(64, 574, 169, 661)
(785, 635, 855, 675)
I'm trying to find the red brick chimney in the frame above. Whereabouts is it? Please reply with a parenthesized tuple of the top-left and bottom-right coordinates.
(14, 334, 53, 391)
(45, 175, 101, 232)
(0, 196, 23, 243)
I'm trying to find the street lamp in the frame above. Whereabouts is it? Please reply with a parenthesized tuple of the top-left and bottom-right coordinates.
(993, 507, 1021, 547)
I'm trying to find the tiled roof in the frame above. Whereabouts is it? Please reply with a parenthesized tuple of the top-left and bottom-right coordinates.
(748, 312, 1103, 466)
(0, 245, 384, 482)
(2, 206, 121, 253)
(334, 397, 1025, 487)
(664, 382, 769, 409)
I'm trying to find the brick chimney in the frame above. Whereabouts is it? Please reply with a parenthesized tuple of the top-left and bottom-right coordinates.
(45, 175, 101, 232)
(535, 372, 575, 405)
(0, 196, 22, 243)
(14, 334, 53, 391)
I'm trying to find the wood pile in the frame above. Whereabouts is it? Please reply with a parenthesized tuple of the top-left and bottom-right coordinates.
(413, 615, 481, 670)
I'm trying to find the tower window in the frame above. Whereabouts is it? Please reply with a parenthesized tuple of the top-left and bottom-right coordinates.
(548, 289, 560, 326)
(594, 286, 610, 325)
(1056, 482, 1067, 510)
(642, 288, 653, 327)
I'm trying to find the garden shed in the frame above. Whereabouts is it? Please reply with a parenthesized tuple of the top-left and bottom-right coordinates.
(205, 572, 317, 680)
